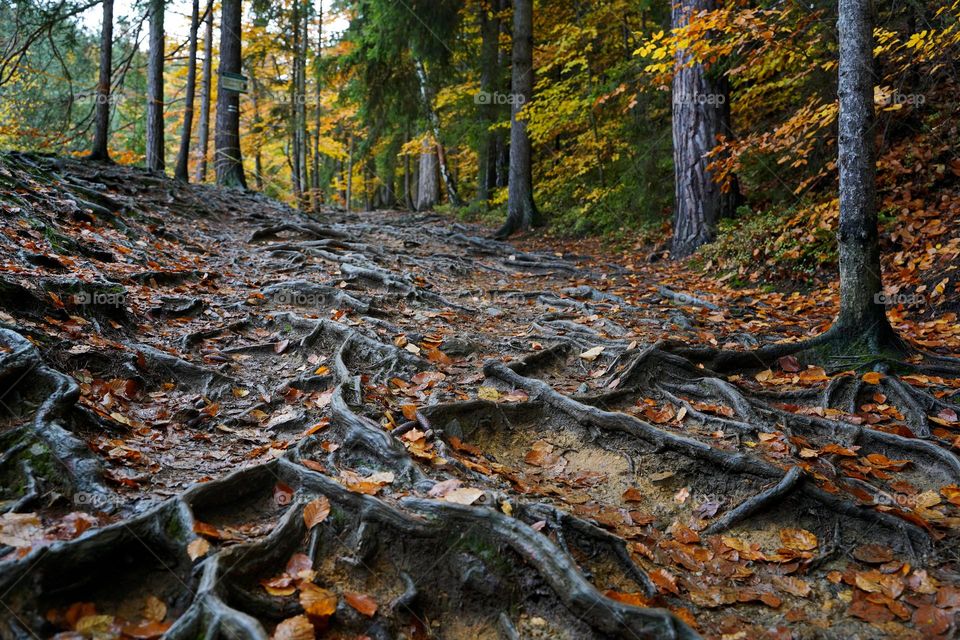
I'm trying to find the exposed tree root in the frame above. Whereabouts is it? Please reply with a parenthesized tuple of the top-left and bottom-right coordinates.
(0, 328, 111, 512)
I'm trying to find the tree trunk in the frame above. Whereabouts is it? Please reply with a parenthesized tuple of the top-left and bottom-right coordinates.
(496, 0, 540, 238)
(194, 3, 213, 182)
(311, 0, 323, 213)
(145, 0, 165, 173)
(416, 143, 440, 211)
(297, 0, 309, 208)
(250, 68, 265, 191)
(290, 1, 303, 204)
(215, 0, 246, 188)
(174, 0, 200, 181)
(345, 135, 353, 212)
(834, 0, 894, 343)
(413, 58, 461, 207)
(669, 0, 733, 258)
(475, 0, 499, 204)
(90, 0, 113, 161)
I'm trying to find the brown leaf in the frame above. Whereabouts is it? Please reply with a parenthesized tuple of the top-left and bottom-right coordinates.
(912, 604, 951, 635)
(852, 543, 894, 564)
(274, 339, 290, 354)
(779, 528, 818, 551)
(299, 583, 337, 618)
(344, 592, 378, 617)
(272, 615, 315, 640)
(777, 355, 801, 372)
(650, 568, 681, 596)
(303, 497, 331, 529)
(187, 537, 211, 561)
(274, 482, 295, 506)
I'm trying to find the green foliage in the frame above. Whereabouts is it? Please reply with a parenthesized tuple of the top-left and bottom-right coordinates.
(699, 203, 838, 280)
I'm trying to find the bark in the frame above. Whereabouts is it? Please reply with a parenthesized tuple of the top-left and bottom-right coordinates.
(496, 0, 541, 238)
(413, 58, 462, 207)
(174, 0, 201, 181)
(194, 3, 213, 182)
(250, 68, 265, 191)
(214, 0, 247, 188)
(416, 143, 439, 211)
(345, 135, 353, 212)
(89, 0, 113, 162)
(290, 1, 303, 204)
(297, 0, 310, 208)
(475, 0, 500, 203)
(834, 0, 893, 342)
(669, 0, 734, 258)
(145, 0, 165, 173)
(311, 0, 323, 213)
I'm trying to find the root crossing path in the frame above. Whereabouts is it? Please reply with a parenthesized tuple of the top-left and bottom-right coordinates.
(1, 154, 960, 639)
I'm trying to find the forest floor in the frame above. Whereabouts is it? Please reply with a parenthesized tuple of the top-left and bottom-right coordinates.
(2, 153, 960, 640)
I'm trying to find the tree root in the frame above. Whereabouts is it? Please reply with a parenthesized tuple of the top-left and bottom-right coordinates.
(0, 327, 111, 510)
(703, 466, 805, 535)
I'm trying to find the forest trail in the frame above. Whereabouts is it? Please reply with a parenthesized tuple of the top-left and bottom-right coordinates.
(2, 153, 960, 639)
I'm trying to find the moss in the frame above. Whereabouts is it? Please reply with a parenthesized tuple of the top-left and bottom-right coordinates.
(450, 532, 511, 576)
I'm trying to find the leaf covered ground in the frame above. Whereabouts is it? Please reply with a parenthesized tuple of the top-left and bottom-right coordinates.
(2, 153, 960, 639)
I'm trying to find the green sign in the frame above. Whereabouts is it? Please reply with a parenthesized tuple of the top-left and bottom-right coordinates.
(220, 72, 248, 93)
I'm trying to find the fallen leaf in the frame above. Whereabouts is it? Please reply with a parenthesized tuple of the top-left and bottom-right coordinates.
(344, 592, 378, 617)
(443, 487, 485, 505)
(852, 543, 894, 565)
(272, 615, 315, 640)
(299, 583, 337, 618)
(303, 497, 331, 529)
(650, 568, 681, 595)
(780, 528, 818, 551)
(579, 346, 604, 361)
(187, 538, 211, 561)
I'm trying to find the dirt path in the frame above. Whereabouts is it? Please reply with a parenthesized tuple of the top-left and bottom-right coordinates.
(1, 153, 959, 639)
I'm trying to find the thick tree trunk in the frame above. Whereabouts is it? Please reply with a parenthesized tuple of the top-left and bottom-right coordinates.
(834, 0, 893, 342)
(290, 1, 303, 204)
(298, 0, 310, 208)
(194, 3, 213, 182)
(145, 0, 165, 173)
(496, 0, 540, 238)
(174, 0, 200, 181)
(214, 0, 246, 188)
(90, 0, 113, 161)
(416, 143, 439, 211)
(494, 0, 510, 189)
(475, 0, 499, 204)
(669, 0, 734, 258)
(413, 58, 461, 207)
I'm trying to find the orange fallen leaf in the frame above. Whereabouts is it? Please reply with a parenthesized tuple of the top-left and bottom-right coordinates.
(272, 615, 315, 640)
(344, 592, 378, 617)
(303, 497, 331, 529)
